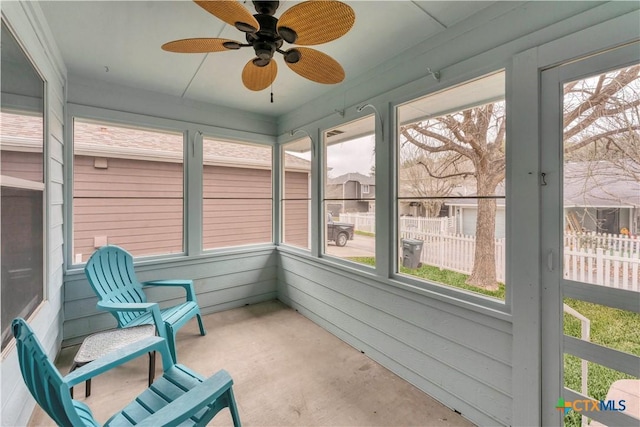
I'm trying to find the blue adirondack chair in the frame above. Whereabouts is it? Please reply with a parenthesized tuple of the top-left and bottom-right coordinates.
(84, 245, 206, 362)
(12, 318, 241, 427)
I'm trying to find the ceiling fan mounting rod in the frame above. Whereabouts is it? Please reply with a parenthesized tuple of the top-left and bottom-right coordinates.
(252, 1, 280, 16)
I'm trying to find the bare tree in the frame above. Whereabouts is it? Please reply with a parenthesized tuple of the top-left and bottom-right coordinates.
(563, 65, 640, 232)
(399, 142, 473, 217)
(401, 102, 505, 289)
(400, 65, 639, 290)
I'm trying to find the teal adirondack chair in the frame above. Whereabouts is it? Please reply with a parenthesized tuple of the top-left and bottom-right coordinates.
(12, 318, 241, 427)
(84, 245, 206, 362)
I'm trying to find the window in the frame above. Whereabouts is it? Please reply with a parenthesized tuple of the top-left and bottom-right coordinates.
(282, 138, 312, 249)
(361, 184, 370, 194)
(396, 71, 506, 300)
(324, 115, 376, 266)
(1, 21, 45, 350)
(203, 138, 272, 249)
(562, 65, 640, 292)
(72, 119, 184, 262)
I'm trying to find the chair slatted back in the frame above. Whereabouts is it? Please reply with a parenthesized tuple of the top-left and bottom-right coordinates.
(85, 245, 148, 327)
(12, 318, 91, 427)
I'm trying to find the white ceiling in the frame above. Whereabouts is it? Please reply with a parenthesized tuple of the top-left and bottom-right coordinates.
(38, 1, 498, 117)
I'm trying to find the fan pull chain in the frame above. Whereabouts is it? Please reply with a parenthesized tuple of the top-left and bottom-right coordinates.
(270, 84, 274, 103)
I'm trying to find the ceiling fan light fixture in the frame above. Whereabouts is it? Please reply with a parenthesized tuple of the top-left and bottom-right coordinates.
(253, 58, 271, 67)
(254, 40, 276, 60)
(278, 26, 297, 44)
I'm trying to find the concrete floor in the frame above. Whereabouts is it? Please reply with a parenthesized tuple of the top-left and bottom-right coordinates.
(29, 300, 475, 426)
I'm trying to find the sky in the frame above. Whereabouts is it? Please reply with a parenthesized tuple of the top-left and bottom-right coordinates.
(326, 135, 375, 177)
(287, 135, 375, 178)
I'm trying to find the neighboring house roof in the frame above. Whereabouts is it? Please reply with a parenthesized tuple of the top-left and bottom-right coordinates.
(564, 161, 639, 208)
(0, 110, 43, 153)
(0, 111, 310, 172)
(327, 172, 375, 185)
(445, 161, 639, 208)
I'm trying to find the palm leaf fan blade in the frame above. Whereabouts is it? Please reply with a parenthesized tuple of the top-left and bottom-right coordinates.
(286, 47, 344, 84)
(162, 38, 240, 53)
(194, 0, 259, 32)
(278, 1, 355, 45)
(242, 60, 278, 91)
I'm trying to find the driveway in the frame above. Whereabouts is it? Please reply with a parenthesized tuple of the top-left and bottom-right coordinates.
(326, 234, 375, 258)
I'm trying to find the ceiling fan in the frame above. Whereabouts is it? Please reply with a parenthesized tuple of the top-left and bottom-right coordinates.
(162, 0, 355, 91)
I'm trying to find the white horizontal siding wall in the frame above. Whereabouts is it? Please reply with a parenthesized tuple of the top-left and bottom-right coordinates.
(63, 248, 277, 346)
(278, 252, 512, 426)
(275, 4, 639, 427)
(62, 67, 280, 344)
(0, 2, 67, 426)
(5, 2, 638, 426)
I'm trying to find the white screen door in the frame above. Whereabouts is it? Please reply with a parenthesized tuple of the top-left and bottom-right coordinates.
(541, 43, 640, 427)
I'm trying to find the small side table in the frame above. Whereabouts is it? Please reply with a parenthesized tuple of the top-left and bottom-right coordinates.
(69, 324, 156, 398)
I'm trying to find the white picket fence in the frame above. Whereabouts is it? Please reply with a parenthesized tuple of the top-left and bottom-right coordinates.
(339, 212, 376, 233)
(340, 213, 449, 234)
(564, 247, 639, 292)
(340, 213, 640, 289)
(401, 230, 506, 282)
(564, 231, 640, 254)
(399, 216, 450, 234)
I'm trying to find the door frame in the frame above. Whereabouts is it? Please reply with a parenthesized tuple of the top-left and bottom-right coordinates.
(540, 42, 640, 427)
(508, 11, 639, 426)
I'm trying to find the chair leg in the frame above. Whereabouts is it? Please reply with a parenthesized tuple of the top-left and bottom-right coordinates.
(227, 388, 241, 427)
(166, 324, 178, 363)
(69, 362, 92, 398)
(196, 313, 206, 336)
(148, 351, 156, 386)
(69, 362, 79, 398)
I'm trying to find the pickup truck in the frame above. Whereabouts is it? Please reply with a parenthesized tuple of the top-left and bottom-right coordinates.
(327, 216, 355, 247)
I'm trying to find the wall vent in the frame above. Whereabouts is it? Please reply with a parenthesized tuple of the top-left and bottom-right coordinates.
(326, 129, 344, 137)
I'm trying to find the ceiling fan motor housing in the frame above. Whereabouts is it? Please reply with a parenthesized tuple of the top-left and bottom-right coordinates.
(248, 14, 283, 62)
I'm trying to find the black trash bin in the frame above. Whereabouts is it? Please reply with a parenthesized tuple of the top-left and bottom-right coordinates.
(402, 238, 423, 269)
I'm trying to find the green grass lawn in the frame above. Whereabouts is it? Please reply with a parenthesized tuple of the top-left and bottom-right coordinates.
(349, 257, 639, 427)
(563, 298, 640, 427)
(349, 256, 505, 300)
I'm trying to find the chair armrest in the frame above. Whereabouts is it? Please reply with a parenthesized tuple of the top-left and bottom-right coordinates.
(63, 336, 173, 388)
(96, 301, 166, 340)
(97, 301, 156, 312)
(143, 279, 192, 287)
(134, 370, 234, 427)
(142, 280, 196, 301)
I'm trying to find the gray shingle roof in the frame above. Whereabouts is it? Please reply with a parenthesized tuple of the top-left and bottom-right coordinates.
(327, 172, 375, 185)
(1, 112, 310, 171)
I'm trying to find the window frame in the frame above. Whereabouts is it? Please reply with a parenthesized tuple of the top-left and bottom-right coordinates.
(390, 69, 511, 313)
(66, 105, 190, 268)
(320, 114, 377, 270)
(65, 105, 278, 270)
(280, 136, 313, 251)
(0, 18, 47, 352)
(200, 135, 274, 252)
